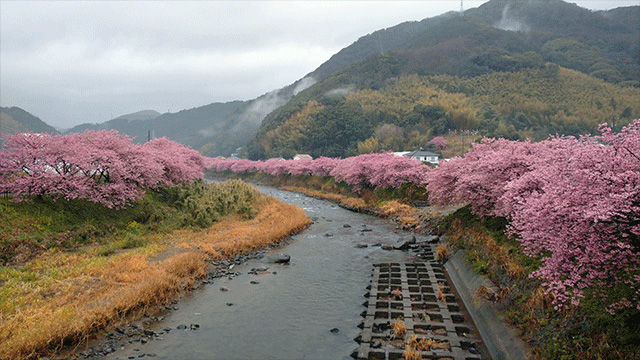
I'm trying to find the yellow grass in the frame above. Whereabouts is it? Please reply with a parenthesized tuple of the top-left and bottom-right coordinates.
(437, 282, 447, 302)
(392, 317, 407, 338)
(379, 201, 419, 228)
(174, 196, 311, 256)
(403, 346, 423, 360)
(281, 187, 425, 230)
(0, 195, 310, 360)
(283, 186, 369, 212)
(392, 288, 403, 300)
(435, 243, 450, 261)
(527, 286, 553, 311)
(408, 334, 450, 351)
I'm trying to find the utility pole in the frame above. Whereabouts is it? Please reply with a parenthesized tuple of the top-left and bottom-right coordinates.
(460, 0, 464, 16)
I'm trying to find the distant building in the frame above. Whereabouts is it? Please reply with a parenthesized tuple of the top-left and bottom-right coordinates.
(293, 154, 312, 160)
(268, 157, 286, 161)
(404, 149, 439, 165)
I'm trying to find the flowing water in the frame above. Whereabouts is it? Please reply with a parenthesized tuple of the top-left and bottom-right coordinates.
(102, 186, 431, 360)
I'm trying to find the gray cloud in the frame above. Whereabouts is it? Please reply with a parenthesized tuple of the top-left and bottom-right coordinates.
(0, 0, 634, 129)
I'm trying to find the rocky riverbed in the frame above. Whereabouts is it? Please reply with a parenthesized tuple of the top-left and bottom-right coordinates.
(66, 186, 485, 360)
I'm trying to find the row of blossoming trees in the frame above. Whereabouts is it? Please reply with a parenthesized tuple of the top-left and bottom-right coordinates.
(205, 152, 431, 190)
(206, 120, 640, 312)
(0, 130, 204, 208)
(428, 120, 640, 312)
(2, 122, 638, 311)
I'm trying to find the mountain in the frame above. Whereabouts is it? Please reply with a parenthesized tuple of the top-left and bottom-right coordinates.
(64, 75, 315, 157)
(67, 102, 247, 155)
(247, 0, 640, 159)
(37, 0, 640, 158)
(113, 110, 161, 122)
(0, 107, 57, 136)
(68, 110, 161, 133)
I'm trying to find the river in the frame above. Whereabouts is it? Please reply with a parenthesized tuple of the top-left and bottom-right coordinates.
(98, 186, 434, 360)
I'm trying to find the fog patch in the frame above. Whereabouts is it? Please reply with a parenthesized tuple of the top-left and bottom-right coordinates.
(293, 77, 316, 96)
(325, 85, 356, 98)
(198, 78, 317, 140)
(198, 127, 216, 137)
(494, 5, 530, 33)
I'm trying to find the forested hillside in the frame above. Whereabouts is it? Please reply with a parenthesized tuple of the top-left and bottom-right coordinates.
(254, 69, 639, 158)
(249, 0, 639, 159)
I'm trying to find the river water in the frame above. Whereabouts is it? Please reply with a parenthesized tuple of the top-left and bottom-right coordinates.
(103, 186, 431, 360)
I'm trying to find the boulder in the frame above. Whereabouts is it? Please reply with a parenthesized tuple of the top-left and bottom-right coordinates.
(394, 235, 417, 250)
(267, 254, 291, 264)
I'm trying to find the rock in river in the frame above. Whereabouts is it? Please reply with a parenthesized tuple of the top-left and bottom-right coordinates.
(267, 253, 291, 264)
(394, 235, 416, 251)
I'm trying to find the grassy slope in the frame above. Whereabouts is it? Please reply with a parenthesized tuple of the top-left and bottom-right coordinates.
(440, 207, 640, 360)
(0, 180, 311, 359)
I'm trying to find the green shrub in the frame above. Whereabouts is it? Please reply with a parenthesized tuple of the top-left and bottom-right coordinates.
(162, 180, 262, 228)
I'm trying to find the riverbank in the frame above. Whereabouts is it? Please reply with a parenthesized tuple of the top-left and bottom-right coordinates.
(75, 184, 488, 360)
(207, 171, 443, 233)
(0, 180, 310, 360)
(208, 171, 640, 359)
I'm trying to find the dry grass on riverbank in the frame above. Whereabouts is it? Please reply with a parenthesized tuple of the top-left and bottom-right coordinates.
(0, 196, 310, 360)
(172, 196, 311, 257)
(448, 218, 525, 281)
(282, 186, 368, 212)
(281, 186, 426, 230)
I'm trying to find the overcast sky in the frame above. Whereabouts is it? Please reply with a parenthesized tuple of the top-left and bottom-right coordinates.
(1, 0, 637, 129)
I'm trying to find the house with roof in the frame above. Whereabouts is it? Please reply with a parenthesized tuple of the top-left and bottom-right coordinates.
(293, 154, 313, 160)
(404, 149, 439, 165)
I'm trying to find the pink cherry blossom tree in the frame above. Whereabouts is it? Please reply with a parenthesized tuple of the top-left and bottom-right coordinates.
(1, 130, 204, 208)
(141, 137, 204, 186)
(427, 136, 447, 150)
(426, 120, 640, 311)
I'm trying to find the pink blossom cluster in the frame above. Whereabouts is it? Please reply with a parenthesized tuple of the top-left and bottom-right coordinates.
(427, 120, 640, 311)
(204, 152, 430, 190)
(0, 130, 204, 208)
(427, 136, 447, 150)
